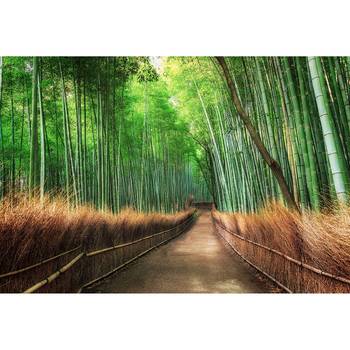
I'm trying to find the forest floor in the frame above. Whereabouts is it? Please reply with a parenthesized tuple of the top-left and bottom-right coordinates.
(84, 210, 280, 293)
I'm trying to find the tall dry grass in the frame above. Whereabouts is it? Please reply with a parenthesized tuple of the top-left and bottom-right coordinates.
(0, 194, 195, 293)
(212, 202, 350, 293)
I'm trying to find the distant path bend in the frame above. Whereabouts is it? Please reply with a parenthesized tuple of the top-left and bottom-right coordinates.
(85, 211, 278, 293)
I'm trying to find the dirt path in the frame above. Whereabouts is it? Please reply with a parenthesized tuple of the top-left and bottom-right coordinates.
(85, 211, 277, 293)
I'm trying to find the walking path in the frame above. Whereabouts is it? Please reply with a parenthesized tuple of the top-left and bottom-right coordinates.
(85, 211, 276, 293)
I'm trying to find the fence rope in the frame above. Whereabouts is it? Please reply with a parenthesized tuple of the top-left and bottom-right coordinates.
(213, 217, 350, 287)
(23, 211, 196, 293)
(0, 245, 82, 279)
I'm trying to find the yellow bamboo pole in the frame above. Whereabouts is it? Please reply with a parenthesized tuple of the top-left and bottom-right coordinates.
(0, 245, 82, 279)
(24, 253, 85, 293)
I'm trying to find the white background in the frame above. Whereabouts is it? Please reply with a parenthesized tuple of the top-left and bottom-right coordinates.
(1, 1, 350, 349)
(1, 0, 350, 56)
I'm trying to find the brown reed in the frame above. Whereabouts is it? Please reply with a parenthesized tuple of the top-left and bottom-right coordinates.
(0, 193, 194, 292)
(212, 202, 350, 293)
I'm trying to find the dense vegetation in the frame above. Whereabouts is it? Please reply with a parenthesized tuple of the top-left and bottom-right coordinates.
(0, 56, 350, 214)
(1, 56, 350, 293)
(165, 57, 350, 212)
(0, 57, 209, 214)
(0, 194, 195, 292)
(212, 203, 350, 293)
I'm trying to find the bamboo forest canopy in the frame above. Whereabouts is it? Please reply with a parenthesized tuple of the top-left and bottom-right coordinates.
(165, 57, 350, 212)
(0, 56, 209, 213)
(0, 56, 349, 213)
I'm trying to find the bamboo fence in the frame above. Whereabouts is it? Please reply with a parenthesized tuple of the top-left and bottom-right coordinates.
(0, 211, 197, 293)
(212, 214, 350, 293)
(0, 245, 81, 279)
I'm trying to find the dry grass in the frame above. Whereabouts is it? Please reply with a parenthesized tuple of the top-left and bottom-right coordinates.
(0, 194, 195, 293)
(212, 202, 350, 293)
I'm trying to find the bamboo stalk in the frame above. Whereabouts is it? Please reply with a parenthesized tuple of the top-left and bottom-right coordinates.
(215, 57, 300, 212)
(308, 56, 350, 202)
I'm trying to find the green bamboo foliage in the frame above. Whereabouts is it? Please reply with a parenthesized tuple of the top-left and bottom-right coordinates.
(28, 57, 39, 194)
(38, 62, 46, 202)
(1, 56, 349, 214)
(187, 56, 350, 212)
(282, 57, 316, 209)
(295, 58, 320, 209)
(0, 57, 210, 213)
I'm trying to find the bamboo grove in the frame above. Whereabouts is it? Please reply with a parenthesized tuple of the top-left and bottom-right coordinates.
(164, 57, 350, 212)
(1, 56, 349, 215)
(0, 57, 210, 213)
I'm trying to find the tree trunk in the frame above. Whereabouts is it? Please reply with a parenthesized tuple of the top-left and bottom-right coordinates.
(0, 57, 3, 197)
(38, 62, 46, 202)
(29, 56, 39, 195)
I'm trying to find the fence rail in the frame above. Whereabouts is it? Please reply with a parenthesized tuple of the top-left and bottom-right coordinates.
(24, 253, 85, 293)
(213, 217, 350, 292)
(0, 245, 82, 279)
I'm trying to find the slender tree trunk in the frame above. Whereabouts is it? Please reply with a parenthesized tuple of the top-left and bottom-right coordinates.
(10, 77, 15, 192)
(38, 62, 46, 202)
(73, 63, 83, 204)
(0, 57, 3, 197)
(296, 57, 320, 209)
(29, 56, 39, 195)
(19, 87, 25, 190)
(282, 57, 317, 209)
(59, 60, 78, 205)
(82, 75, 88, 203)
